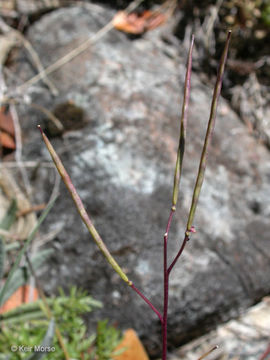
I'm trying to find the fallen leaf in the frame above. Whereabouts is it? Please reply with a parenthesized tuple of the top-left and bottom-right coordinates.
(0, 130, 16, 149)
(0, 285, 39, 314)
(141, 10, 168, 31)
(113, 10, 167, 34)
(112, 329, 149, 360)
(0, 106, 15, 136)
(113, 11, 144, 34)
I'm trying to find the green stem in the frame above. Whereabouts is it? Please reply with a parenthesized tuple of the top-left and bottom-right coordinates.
(186, 30, 231, 235)
(172, 34, 194, 207)
(38, 126, 131, 286)
(38, 126, 162, 320)
(0, 198, 56, 307)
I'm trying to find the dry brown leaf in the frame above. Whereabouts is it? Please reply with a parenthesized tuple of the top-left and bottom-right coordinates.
(0, 285, 39, 313)
(0, 106, 15, 136)
(112, 329, 149, 360)
(141, 10, 168, 30)
(113, 10, 167, 34)
(0, 130, 16, 149)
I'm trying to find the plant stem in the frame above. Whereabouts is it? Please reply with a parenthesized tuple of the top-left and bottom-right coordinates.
(167, 233, 189, 275)
(131, 284, 163, 323)
(259, 342, 270, 360)
(197, 345, 219, 360)
(163, 233, 169, 360)
(162, 31, 231, 359)
(161, 34, 194, 359)
(172, 34, 194, 207)
(186, 30, 231, 233)
(38, 125, 162, 325)
(39, 30, 231, 360)
(161, 208, 175, 360)
(38, 126, 132, 286)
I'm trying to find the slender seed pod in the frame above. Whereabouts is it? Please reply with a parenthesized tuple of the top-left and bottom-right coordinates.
(186, 31, 231, 235)
(172, 34, 194, 208)
(38, 126, 132, 286)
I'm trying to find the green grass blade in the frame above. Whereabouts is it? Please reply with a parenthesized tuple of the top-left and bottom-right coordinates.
(0, 300, 45, 322)
(1, 310, 45, 325)
(5, 242, 21, 252)
(0, 249, 53, 305)
(0, 199, 17, 231)
(0, 198, 56, 307)
(0, 199, 18, 282)
(0, 238, 5, 281)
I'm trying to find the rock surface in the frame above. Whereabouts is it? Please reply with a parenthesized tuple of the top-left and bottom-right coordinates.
(172, 296, 270, 360)
(8, 4, 270, 356)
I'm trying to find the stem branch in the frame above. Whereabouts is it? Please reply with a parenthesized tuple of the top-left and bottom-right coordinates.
(131, 284, 163, 323)
(38, 125, 163, 326)
(168, 233, 189, 275)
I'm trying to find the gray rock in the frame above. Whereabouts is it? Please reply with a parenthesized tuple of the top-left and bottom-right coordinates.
(172, 296, 270, 360)
(10, 5, 270, 356)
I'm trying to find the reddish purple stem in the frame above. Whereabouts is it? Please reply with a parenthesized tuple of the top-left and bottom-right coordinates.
(165, 208, 175, 236)
(163, 234, 168, 359)
(162, 210, 191, 359)
(168, 233, 189, 275)
(131, 283, 163, 323)
(162, 208, 176, 359)
(259, 342, 270, 360)
(132, 207, 178, 360)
